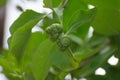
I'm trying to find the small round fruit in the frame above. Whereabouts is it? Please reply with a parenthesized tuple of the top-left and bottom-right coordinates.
(45, 23, 63, 41)
(57, 36, 71, 51)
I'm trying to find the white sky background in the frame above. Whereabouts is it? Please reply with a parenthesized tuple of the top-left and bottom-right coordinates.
(1, 0, 119, 80)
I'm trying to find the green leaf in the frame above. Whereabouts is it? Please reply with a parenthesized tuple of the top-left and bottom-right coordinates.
(82, 0, 120, 36)
(9, 27, 31, 61)
(43, 0, 64, 8)
(74, 47, 101, 63)
(0, 0, 7, 7)
(68, 34, 83, 46)
(70, 33, 107, 64)
(87, 63, 120, 80)
(65, 8, 96, 34)
(10, 10, 44, 35)
(63, 0, 88, 31)
(0, 50, 22, 79)
(9, 10, 46, 61)
(41, 8, 63, 30)
(50, 46, 79, 71)
(72, 24, 90, 41)
(68, 23, 91, 45)
(104, 63, 120, 80)
(80, 46, 116, 77)
(88, 32, 107, 48)
(21, 32, 47, 71)
(71, 46, 116, 78)
(23, 73, 35, 80)
(110, 35, 120, 59)
(92, 8, 120, 36)
(31, 39, 54, 80)
(53, 8, 64, 24)
(0, 52, 17, 73)
(82, 0, 120, 9)
(45, 73, 57, 80)
(87, 75, 107, 80)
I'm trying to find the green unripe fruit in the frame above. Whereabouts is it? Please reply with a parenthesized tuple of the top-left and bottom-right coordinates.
(57, 36, 71, 51)
(45, 23, 63, 41)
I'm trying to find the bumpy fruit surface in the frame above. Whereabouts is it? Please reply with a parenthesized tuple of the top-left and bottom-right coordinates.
(57, 36, 71, 51)
(46, 23, 63, 41)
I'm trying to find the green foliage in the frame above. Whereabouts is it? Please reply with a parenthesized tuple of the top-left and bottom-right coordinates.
(0, 0, 7, 7)
(82, 0, 120, 36)
(43, 0, 65, 8)
(0, 0, 120, 80)
(9, 10, 46, 61)
(31, 39, 53, 80)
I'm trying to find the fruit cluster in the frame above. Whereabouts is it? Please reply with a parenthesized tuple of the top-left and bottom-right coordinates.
(46, 23, 71, 51)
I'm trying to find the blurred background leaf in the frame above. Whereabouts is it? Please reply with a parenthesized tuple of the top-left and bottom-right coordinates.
(82, 0, 120, 36)
(0, 0, 7, 7)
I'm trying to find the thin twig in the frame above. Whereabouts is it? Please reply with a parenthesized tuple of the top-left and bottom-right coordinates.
(61, 0, 69, 8)
(68, 48, 78, 62)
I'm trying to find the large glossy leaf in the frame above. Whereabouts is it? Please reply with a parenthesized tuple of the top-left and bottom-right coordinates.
(63, 0, 88, 31)
(92, 8, 120, 36)
(71, 24, 90, 41)
(21, 32, 47, 80)
(65, 8, 96, 34)
(82, 0, 120, 36)
(65, 9, 96, 50)
(21, 32, 47, 70)
(8, 10, 46, 61)
(9, 27, 31, 61)
(63, 8, 96, 52)
(31, 39, 54, 80)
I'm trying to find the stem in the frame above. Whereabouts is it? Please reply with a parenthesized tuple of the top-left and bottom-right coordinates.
(61, 0, 69, 8)
(68, 48, 77, 62)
